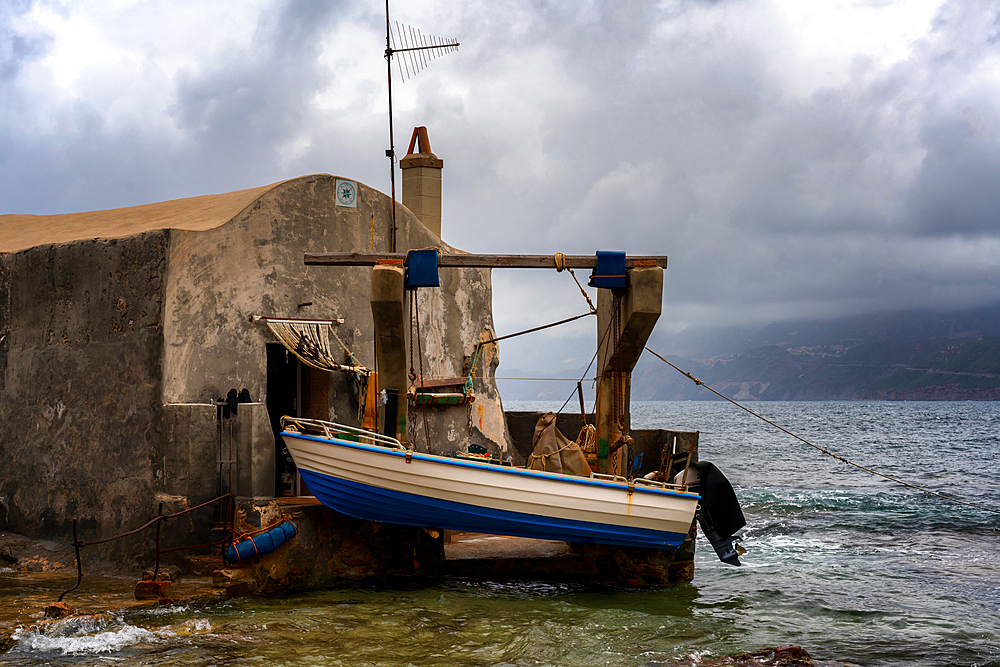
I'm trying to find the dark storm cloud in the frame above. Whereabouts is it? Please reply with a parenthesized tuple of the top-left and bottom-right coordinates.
(394, 0, 1000, 370)
(0, 0, 361, 215)
(0, 1, 49, 82)
(168, 0, 347, 186)
(903, 115, 1000, 237)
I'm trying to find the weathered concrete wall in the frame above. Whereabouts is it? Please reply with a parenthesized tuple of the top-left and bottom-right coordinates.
(161, 174, 510, 457)
(0, 232, 168, 552)
(160, 403, 273, 505)
(406, 270, 512, 458)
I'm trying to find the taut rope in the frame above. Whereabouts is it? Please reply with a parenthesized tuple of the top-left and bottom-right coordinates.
(644, 346, 1000, 516)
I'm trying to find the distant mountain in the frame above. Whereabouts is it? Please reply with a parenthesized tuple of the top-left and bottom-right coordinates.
(501, 302, 1000, 401)
(655, 301, 1000, 360)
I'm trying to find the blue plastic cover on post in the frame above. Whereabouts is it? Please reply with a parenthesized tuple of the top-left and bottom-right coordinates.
(405, 249, 440, 288)
(588, 251, 628, 289)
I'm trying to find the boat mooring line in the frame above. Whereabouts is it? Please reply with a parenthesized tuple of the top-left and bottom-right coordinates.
(644, 346, 1000, 516)
(478, 311, 595, 347)
(494, 377, 594, 381)
(556, 310, 621, 416)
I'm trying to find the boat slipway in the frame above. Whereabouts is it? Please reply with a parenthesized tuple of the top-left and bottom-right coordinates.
(280, 417, 700, 550)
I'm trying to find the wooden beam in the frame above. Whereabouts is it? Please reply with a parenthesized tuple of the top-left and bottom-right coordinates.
(304, 252, 668, 269)
(414, 377, 467, 389)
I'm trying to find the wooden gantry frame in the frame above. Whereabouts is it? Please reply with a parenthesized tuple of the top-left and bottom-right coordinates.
(308, 251, 665, 476)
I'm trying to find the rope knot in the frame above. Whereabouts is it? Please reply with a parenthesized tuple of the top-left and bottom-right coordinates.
(554, 252, 566, 272)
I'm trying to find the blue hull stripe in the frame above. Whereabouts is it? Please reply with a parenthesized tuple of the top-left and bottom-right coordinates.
(299, 469, 689, 550)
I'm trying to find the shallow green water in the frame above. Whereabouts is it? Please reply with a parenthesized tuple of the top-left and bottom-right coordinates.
(0, 577, 816, 666)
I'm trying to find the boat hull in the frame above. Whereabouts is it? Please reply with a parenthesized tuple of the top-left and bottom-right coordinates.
(282, 430, 700, 550)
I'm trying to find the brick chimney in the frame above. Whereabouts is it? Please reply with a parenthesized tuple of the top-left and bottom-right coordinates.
(400, 126, 444, 238)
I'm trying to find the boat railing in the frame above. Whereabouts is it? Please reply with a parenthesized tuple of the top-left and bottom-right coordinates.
(280, 416, 405, 450)
(592, 472, 692, 493)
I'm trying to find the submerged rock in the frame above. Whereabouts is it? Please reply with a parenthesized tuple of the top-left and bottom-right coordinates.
(677, 645, 816, 666)
(43, 601, 75, 619)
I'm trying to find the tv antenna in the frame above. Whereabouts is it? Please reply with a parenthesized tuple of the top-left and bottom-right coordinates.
(383, 1, 459, 251)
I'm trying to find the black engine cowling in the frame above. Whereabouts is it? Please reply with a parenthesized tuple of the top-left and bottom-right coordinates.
(689, 461, 745, 566)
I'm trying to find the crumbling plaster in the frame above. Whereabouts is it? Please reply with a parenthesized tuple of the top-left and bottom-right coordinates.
(161, 174, 511, 453)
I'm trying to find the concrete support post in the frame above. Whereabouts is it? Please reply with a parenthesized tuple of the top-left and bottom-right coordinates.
(595, 267, 663, 475)
(400, 127, 444, 238)
(234, 404, 278, 499)
(370, 264, 408, 444)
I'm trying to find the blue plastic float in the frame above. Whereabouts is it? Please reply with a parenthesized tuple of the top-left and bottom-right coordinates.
(226, 521, 297, 562)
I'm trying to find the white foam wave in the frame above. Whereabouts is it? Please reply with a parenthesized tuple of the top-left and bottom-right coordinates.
(12, 614, 215, 657)
(15, 623, 156, 655)
(144, 603, 191, 615)
(165, 618, 212, 635)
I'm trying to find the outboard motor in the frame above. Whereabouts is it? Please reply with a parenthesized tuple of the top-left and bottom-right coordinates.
(677, 462, 746, 566)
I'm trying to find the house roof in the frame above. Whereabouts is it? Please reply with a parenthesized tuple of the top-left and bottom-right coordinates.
(0, 180, 290, 253)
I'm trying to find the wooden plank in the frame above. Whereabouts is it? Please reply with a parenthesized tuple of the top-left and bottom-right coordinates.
(414, 377, 468, 389)
(303, 252, 668, 269)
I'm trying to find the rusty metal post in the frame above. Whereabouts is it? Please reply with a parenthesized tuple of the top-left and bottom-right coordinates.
(228, 417, 236, 496)
(152, 502, 163, 582)
(217, 401, 224, 497)
(223, 495, 236, 565)
(58, 519, 82, 602)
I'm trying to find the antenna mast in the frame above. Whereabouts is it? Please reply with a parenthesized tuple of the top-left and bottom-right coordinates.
(383, 2, 459, 252)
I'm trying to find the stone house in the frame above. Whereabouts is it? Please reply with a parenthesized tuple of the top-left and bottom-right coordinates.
(0, 143, 511, 565)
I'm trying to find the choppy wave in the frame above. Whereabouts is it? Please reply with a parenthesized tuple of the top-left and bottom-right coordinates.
(13, 616, 153, 656)
(9, 614, 212, 659)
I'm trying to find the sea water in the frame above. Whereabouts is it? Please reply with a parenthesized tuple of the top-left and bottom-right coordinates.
(2, 401, 998, 667)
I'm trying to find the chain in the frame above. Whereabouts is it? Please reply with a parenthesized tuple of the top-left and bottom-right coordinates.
(407, 294, 417, 447)
(413, 292, 432, 449)
(612, 294, 625, 430)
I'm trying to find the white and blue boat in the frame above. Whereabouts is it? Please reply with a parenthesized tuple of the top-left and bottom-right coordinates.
(280, 417, 700, 549)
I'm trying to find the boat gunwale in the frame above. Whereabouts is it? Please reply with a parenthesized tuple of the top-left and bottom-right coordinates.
(281, 430, 701, 501)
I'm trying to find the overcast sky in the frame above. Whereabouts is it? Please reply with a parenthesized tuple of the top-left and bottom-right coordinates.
(3, 0, 999, 370)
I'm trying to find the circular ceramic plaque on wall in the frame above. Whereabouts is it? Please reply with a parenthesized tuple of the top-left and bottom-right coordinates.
(335, 179, 358, 208)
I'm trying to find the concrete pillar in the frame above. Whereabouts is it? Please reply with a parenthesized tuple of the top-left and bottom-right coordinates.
(400, 126, 444, 238)
(370, 264, 408, 444)
(594, 267, 663, 475)
(234, 403, 278, 499)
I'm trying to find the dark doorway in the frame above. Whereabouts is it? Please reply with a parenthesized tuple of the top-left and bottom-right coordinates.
(267, 344, 298, 496)
(300, 364, 330, 420)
